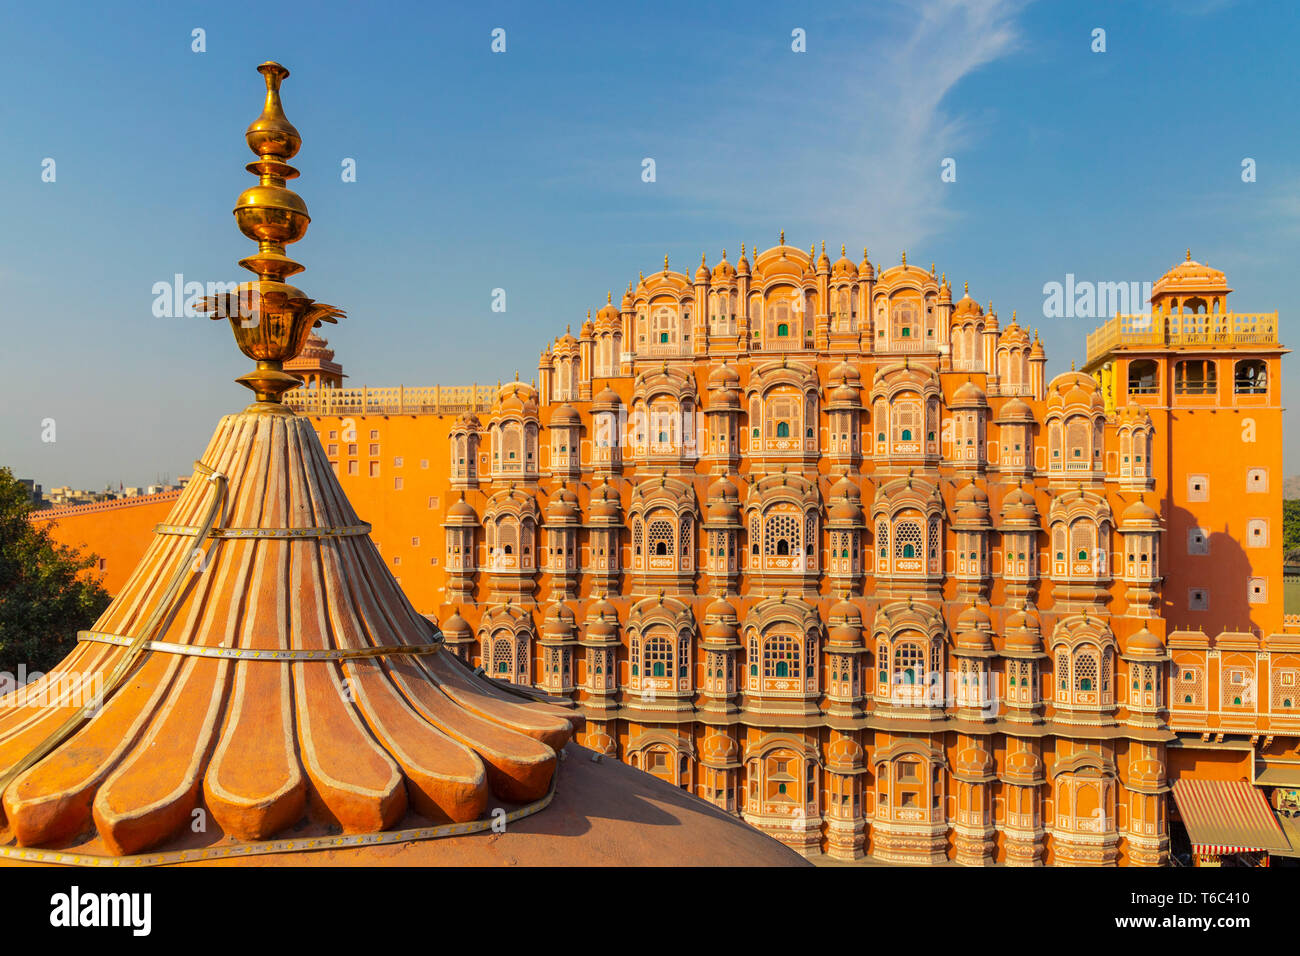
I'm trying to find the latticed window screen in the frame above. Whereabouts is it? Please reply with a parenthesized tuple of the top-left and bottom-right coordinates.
(1101, 653, 1112, 693)
(644, 635, 673, 677)
(805, 514, 817, 556)
(763, 634, 802, 679)
(1074, 651, 1097, 693)
(1173, 665, 1203, 706)
(633, 520, 643, 554)
(678, 636, 690, 679)
(894, 643, 924, 684)
(1056, 651, 1069, 690)
(1222, 668, 1252, 709)
(750, 513, 761, 552)
(894, 520, 922, 559)
(928, 518, 940, 564)
(679, 517, 692, 556)
(765, 513, 800, 555)
(1272, 669, 1297, 709)
(492, 637, 513, 674)
(892, 402, 920, 441)
(648, 520, 674, 556)
(877, 520, 888, 559)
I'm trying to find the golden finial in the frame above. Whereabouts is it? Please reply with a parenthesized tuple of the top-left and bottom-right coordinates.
(514, 370, 520, 381)
(701, 251, 707, 265)
(964, 281, 969, 294)
(639, 271, 644, 282)
(930, 262, 936, 275)
(586, 309, 591, 320)
(1071, 360, 1076, 371)
(809, 244, 815, 260)
(740, 243, 746, 258)
(1011, 309, 1017, 322)
(779, 229, 785, 245)
(198, 61, 343, 409)
(721, 248, 727, 260)
(841, 244, 846, 256)
(566, 323, 571, 333)
(941, 272, 946, 284)
(901, 250, 907, 266)
(607, 291, 612, 304)
(821, 240, 826, 256)
(664, 253, 669, 271)
(863, 247, 868, 260)
(1186, 249, 1192, 261)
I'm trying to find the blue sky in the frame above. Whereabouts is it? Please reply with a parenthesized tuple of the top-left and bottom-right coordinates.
(1, 0, 1296, 488)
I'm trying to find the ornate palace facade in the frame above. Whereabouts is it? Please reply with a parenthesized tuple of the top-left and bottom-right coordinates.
(44, 240, 1296, 863)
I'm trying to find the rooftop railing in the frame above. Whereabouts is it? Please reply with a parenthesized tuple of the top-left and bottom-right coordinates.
(1085, 312, 1279, 364)
(285, 384, 496, 416)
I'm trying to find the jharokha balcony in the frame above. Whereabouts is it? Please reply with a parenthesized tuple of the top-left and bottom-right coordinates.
(1084, 311, 1278, 366)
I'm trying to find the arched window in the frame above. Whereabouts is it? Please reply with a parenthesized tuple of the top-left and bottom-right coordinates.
(1128, 359, 1158, 394)
(1174, 359, 1216, 395)
(1234, 359, 1267, 394)
(763, 634, 802, 681)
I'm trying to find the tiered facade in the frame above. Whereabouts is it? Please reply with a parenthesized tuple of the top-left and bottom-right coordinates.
(84, 239, 1294, 864)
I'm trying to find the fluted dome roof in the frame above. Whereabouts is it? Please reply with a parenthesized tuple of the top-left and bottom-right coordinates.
(1152, 250, 1230, 297)
(831, 244, 858, 279)
(591, 386, 622, 410)
(951, 379, 988, 407)
(548, 403, 581, 427)
(711, 250, 736, 281)
(708, 363, 741, 388)
(589, 483, 621, 520)
(1122, 497, 1160, 528)
(1126, 626, 1164, 658)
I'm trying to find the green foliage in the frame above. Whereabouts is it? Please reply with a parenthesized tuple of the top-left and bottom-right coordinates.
(0, 467, 111, 674)
(1285, 499, 1300, 563)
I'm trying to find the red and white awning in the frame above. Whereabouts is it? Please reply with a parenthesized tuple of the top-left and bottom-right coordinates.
(1171, 779, 1292, 856)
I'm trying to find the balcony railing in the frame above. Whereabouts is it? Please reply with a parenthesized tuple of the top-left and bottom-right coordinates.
(285, 384, 495, 416)
(1085, 312, 1279, 365)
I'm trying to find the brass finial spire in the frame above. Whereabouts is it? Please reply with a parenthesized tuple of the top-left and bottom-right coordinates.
(964, 281, 969, 295)
(199, 61, 343, 410)
(607, 291, 612, 304)
(779, 229, 785, 245)
(664, 253, 669, 271)
(901, 250, 907, 266)
(1186, 248, 1192, 261)
(841, 243, 846, 256)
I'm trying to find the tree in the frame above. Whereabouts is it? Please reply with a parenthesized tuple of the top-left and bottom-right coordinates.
(0, 467, 111, 675)
(1285, 499, 1300, 564)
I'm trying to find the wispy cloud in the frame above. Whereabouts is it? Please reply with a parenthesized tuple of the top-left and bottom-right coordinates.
(640, 0, 1031, 252)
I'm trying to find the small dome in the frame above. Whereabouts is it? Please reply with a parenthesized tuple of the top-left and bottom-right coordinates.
(951, 380, 987, 407)
(956, 745, 993, 777)
(592, 386, 622, 410)
(440, 611, 472, 640)
(546, 486, 580, 519)
(997, 397, 1034, 422)
(953, 283, 983, 318)
(1127, 626, 1163, 657)
(831, 244, 858, 279)
(708, 363, 741, 388)
(1122, 498, 1160, 527)
(589, 483, 621, 520)
(542, 602, 576, 637)
(548, 403, 581, 427)
(1005, 748, 1044, 783)
(711, 250, 736, 282)
(702, 732, 738, 763)
(447, 494, 477, 520)
(1152, 250, 1230, 298)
